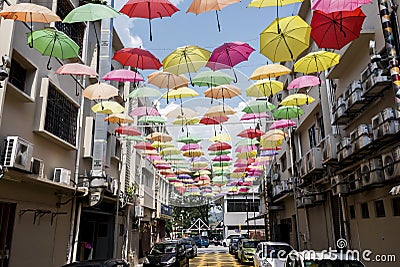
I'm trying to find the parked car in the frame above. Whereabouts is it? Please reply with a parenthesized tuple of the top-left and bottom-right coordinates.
(222, 233, 248, 247)
(143, 240, 189, 267)
(236, 239, 261, 263)
(209, 233, 223, 246)
(229, 236, 246, 255)
(284, 251, 365, 267)
(181, 237, 197, 258)
(62, 259, 129, 267)
(253, 241, 293, 267)
(192, 235, 209, 248)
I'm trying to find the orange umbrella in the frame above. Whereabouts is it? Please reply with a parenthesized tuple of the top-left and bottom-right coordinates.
(204, 84, 241, 100)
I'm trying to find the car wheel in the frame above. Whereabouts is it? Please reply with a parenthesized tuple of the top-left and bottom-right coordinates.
(223, 242, 226, 247)
(205, 246, 209, 248)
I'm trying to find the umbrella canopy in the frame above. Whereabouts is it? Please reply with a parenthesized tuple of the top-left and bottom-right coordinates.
(208, 142, 232, 151)
(209, 134, 231, 142)
(269, 119, 296, 130)
(249, 64, 291, 80)
(235, 145, 258, 153)
(273, 105, 304, 119)
(166, 107, 198, 118)
(280, 93, 315, 106)
(113, 48, 162, 70)
(28, 28, 79, 70)
(181, 143, 201, 151)
(83, 83, 119, 100)
(240, 112, 269, 121)
(177, 136, 202, 144)
(120, 0, 179, 41)
(236, 151, 257, 159)
(130, 106, 160, 117)
(236, 139, 259, 146)
(312, 0, 371, 13)
(105, 114, 134, 124)
(212, 155, 231, 161)
(200, 116, 229, 125)
(237, 128, 264, 139)
(55, 63, 97, 76)
(138, 116, 166, 124)
(151, 141, 175, 149)
(63, 3, 120, 22)
(102, 69, 144, 82)
(204, 105, 236, 116)
(124, 135, 146, 142)
(192, 70, 233, 87)
(0, 3, 61, 23)
(134, 142, 155, 150)
(91, 101, 125, 114)
(260, 15, 311, 62)
(212, 176, 229, 185)
(246, 80, 283, 97)
(115, 126, 141, 136)
(204, 84, 241, 99)
(146, 132, 172, 142)
(294, 51, 340, 74)
(128, 86, 163, 98)
(162, 45, 211, 79)
(160, 147, 182, 156)
(287, 75, 321, 90)
(311, 8, 366, 50)
(182, 150, 204, 157)
(172, 117, 200, 125)
(148, 71, 188, 89)
(248, 0, 303, 8)
(242, 100, 275, 113)
(162, 87, 199, 99)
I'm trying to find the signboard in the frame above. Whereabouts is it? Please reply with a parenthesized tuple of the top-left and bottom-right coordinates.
(161, 204, 173, 217)
(89, 191, 102, 207)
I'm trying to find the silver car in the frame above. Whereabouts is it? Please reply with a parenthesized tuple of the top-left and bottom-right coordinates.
(253, 241, 293, 267)
(284, 251, 365, 267)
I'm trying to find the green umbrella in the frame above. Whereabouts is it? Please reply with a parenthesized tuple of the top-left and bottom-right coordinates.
(62, 3, 120, 23)
(123, 136, 146, 142)
(164, 155, 185, 161)
(28, 28, 79, 70)
(273, 105, 304, 119)
(214, 169, 231, 176)
(236, 138, 259, 146)
(138, 115, 166, 124)
(176, 135, 202, 144)
(212, 161, 231, 167)
(212, 175, 229, 185)
(192, 70, 233, 87)
(209, 150, 231, 156)
(128, 86, 163, 98)
(242, 100, 275, 114)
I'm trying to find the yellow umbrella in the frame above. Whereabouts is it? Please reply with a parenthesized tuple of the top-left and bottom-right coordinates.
(91, 101, 124, 114)
(194, 170, 211, 176)
(248, 0, 303, 8)
(246, 80, 283, 97)
(175, 168, 193, 174)
(204, 105, 236, 116)
(146, 132, 173, 142)
(209, 133, 231, 142)
(260, 16, 311, 62)
(236, 151, 257, 159)
(104, 113, 134, 124)
(166, 107, 199, 118)
(141, 150, 160, 155)
(173, 117, 200, 125)
(191, 162, 209, 168)
(83, 82, 119, 100)
(160, 147, 181, 156)
(260, 138, 283, 148)
(294, 51, 340, 74)
(182, 149, 204, 157)
(249, 64, 291, 80)
(151, 141, 175, 149)
(230, 172, 246, 178)
(204, 84, 241, 99)
(264, 129, 288, 138)
(162, 87, 199, 99)
(148, 71, 189, 89)
(162, 45, 211, 75)
(280, 93, 315, 106)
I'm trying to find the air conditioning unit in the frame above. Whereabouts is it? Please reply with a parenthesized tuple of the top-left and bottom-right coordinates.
(360, 159, 384, 187)
(296, 196, 314, 208)
(30, 157, 44, 179)
(337, 137, 352, 162)
(273, 185, 283, 196)
(348, 170, 362, 192)
(344, 80, 362, 99)
(361, 68, 391, 97)
(53, 168, 71, 185)
(381, 120, 400, 137)
(281, 180, 289, 192)
(320, 135, 339, 163)
(134, 205, 144, 217)
(272, 173, 280, 181)
(306, 147, 323, 174)
(360, 62, 380, 83)
(334, 97, 347, 123)
(314, 193, 326, 203)
(350, 124, 372, 152)
(382, 146, 400, 180)
(297, 158, 307, 178)
(372, 113, 383, 140)
(2, 136, 34, 172)
(346, 81, 364, 110)
(331, 175, 348, 196)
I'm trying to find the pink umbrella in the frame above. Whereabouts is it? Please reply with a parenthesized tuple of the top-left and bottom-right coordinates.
(287, 75, 322, 90)
(103, 69, 144, 82)
(234, 162, 249, 167)
(269, 119, 296, 130)
(212, 155, 231, 162)
(206, 41, 255, 82)
(240, 112, 269, 121)
(130, 106, 160, 117)
(235, 145, 258, 153)
(155, 164, 171, 169)
(312, 0, 371, 13)
(55, 63, 98, 96)
(115, 126, 141, 136)
(147, 155, 162, 161)
(181, 143, 201, 151)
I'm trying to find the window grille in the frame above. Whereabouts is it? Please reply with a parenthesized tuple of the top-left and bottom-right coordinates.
(8, 59, 27, 92)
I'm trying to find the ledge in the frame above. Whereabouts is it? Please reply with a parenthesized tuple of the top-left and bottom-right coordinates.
(7, 82, 34, 103)
(34, 129, 77, 151)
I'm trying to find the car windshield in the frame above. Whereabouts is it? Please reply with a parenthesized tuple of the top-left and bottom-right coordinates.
(149, 243, 176, 255)
(265, 245, 293, 258)
(304, 260, 364, 267)
(243, 241, 260, 248)
(231, 238, 240, 243)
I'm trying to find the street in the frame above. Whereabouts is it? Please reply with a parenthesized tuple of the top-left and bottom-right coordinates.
(191, 245, 248, 267)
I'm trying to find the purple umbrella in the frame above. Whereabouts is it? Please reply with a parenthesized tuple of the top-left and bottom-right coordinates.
(206, 42, 255, 82)
(103, 69, 144, 82)
(260, 150, 279, 156)
(240, 112, 269, 121)
(177, 174, 191, 179)
(130, 106, 160, 117)
(181, 143, 201, 151)
(212, 155, 231, 162)
(190, 156, 208, 162)
(287, 75, 322, 90)
(235, 145, 258, 153)
(269, 119, 296, 130)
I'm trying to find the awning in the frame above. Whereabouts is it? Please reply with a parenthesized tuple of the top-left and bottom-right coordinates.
(246, 213, 266, 222)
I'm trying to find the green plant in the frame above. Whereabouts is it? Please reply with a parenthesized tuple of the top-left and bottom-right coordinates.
(126, 184, 137, 202)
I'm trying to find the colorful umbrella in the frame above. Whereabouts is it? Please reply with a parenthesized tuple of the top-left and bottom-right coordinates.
(248, 0, 303, 8)
(134, 142, 155, 150)
(166, 107, 199, 118)
(123, 135, 146, 142)
(128, 86, 163, 98)
(182, 150, 204, 157)
(236, 151, 257, 159)
(294, 51, 340, 74)
(181, 143, 201, 151)
(177, 136, 202, 144)
(249, 64, 291, 80)
(246, 80, 283, 97)
(130, 106, 160, 117)
(240, 112, 269, 121)
(63, 3, 120, 22)
(312, 0, 371, 13)
(212, 155, 231, 161)
(280, 93, 315, 106)
(55, 63, 98, 96)
(311, 8, 366, 50)
(269, 119, 296, 130)
(162, 87, 199, 99)
(204, 105, 236, 116)
(186, 0, 240, 31)
(208, 142, 232, 151)
(172, 117, 200, 125)
(192, 70, 233, 87)
(115, 126, 141, 136)
(235, 145, 258, 153)
(206, 42, 255, 81)
(209, 134, 231, 142)
(236, 139, 259, 146)
(273, 106, 304, 119)
(204, 84, 241, 100)
(260, 15, 311, 62)
(209, 150, 231, 156)
(28, 28, 79, 70)
(242, 100, 275, 113)
(212, 175, 229, 186)
(138, 116, 166, 124)
(146, 132, 172, 142)
(287, 75, 321, 90)
(160, 147, 181, 156)
(120, 0, 179, 41)
(83, 83, 119, 100)
(151, 141, 175, 149)
(148, 71, 188, 89)
(200, 116, 229, 125)
(113, 48, 162, 70)
(105, 114, 134, 124)
(103, 69, 144, 83)
(237, 128, 264, 139)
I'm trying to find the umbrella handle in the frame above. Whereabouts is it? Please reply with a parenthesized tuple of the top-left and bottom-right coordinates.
(75, 81, 79, 96)
(28, 18, 34, 48)
(232, 68, 238, 83)
(47, 56, 52, 70)
(215, 10, 221, 32)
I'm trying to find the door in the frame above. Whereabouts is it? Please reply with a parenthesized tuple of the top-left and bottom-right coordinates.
(0, 202, 16, 267)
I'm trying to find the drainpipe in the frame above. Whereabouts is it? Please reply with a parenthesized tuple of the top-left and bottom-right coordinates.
(378, 0, 400, 117)
(289, 128, 301, 250)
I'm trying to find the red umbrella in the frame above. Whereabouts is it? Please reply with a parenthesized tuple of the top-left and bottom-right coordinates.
(134, 142, 155, 150)
(55, 63, 98, 96)
(200, 116, 229, 125)
(206, 41, 255, 82)
(113, 48, 162, 70)
(311, 8, 366, 50)
(115, 126, 142, 136)
(208, 142, 231, 151)
(120, 0, 179, 41)
(212, 155, 231, 161)
(237, 128, 264, 139)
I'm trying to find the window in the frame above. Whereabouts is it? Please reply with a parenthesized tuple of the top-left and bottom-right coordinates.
(8, 58, 26, 92)
(392, 197, 400, 216)
(308, 124, 317, 148)
(44, 83, 78, 146)
(349, 205, 356, 219)
(227, 199, 260, 212)
(360, 202, 369, 219)
(374, 200, 386, 217)
(8, 51, 37, 98)
(318, 116, 325, 140)
(281, 154, 287, 171)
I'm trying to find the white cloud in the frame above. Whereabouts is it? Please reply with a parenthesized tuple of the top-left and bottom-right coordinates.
(169, 0, 185, 6)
